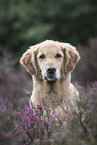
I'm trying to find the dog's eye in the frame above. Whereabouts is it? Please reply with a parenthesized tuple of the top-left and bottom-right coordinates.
(55, 53, 62, 58)
(39, 54, 45, 59)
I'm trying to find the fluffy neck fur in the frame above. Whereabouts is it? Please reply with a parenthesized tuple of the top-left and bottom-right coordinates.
(31, 73, 72, 109)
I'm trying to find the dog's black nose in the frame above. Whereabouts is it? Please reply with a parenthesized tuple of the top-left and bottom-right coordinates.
(47, 65, 56, 74)
(47, 67, 56, 74)
(46, 66, 56, 79)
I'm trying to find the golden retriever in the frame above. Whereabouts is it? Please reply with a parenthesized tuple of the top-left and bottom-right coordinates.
(20, 40, 80, 113)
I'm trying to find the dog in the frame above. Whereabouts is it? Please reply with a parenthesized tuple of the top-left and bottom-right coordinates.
(20, 40, 80, 113)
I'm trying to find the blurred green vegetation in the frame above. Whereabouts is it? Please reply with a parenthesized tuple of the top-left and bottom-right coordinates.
(0, 0, 97, 56)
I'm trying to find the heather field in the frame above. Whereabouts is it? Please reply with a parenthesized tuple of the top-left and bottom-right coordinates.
(0, 49, 97, 145)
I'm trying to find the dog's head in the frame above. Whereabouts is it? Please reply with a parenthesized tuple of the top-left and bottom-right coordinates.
(20, 40, 80, 81)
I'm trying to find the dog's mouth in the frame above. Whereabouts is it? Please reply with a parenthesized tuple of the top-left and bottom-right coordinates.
(43, 75, 59, 81)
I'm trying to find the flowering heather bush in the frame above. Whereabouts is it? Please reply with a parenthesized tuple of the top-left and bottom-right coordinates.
(0, 48, 32, 97)
(0, 48, 97, 145)
(14, 103, 57, 144)
(0, 48, 32, 144)
(1, 82, 97, 145)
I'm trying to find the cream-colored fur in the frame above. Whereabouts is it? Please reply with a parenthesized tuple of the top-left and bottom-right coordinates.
(20, 40, 80, 113)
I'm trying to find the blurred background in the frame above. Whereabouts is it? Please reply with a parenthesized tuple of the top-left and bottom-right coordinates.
(0, 0, 97, 86)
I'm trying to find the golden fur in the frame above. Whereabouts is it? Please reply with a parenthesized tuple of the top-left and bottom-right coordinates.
(20, 40, 80, 113)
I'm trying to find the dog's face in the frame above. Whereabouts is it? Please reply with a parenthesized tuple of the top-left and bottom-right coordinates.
(37, 44, 64, 81)
(20, 40, 80, 81)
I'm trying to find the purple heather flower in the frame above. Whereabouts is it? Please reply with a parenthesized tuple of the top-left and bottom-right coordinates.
(36, 117, 40, 122)
(44, 106, 47, 110)
(91, 81, 97, 87)
(46, 121, 50, 126)
(15, 110, 20, 116)
(34, 139, 40, 143)
(27, 116, 31, 122)
(63, 115, 66, 120)
(50, 117, 56, 123)
(31, 121, 35, 124)
(24, 111, 28, 116)
(68, 112, 72, 116)
(35, 109, 40, 115)
(25, 126, 28, 131)
(18, 129, 21, 135)
(17, 107, 20, 111)
(22, 116, 26, 122)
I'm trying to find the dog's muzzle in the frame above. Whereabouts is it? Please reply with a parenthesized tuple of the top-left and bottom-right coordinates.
(45, 65, 56, 81)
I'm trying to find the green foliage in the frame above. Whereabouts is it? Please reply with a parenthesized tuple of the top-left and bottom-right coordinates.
(0, 0, 97, 53)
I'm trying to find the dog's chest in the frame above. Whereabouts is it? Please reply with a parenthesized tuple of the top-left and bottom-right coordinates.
(33, 79, 67, 109)
(37, 83, 64, 109)
(41, 85, 64, 109)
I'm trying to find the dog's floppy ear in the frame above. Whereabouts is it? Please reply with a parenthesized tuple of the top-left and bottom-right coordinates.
(20, 47, 38, 75)
(60, 43, 80, 73)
